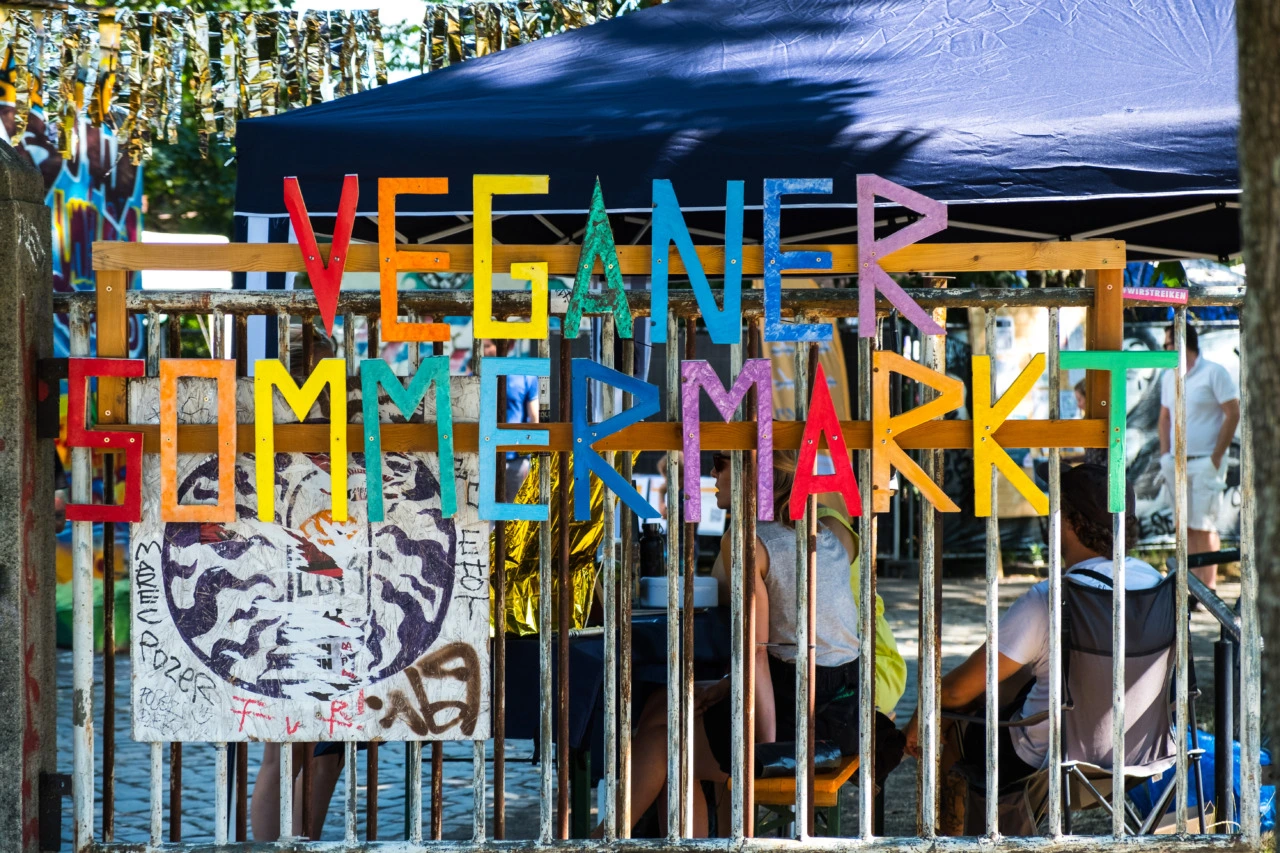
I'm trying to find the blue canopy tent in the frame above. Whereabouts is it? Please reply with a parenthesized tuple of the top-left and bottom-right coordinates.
(234, 0, 1240, 261)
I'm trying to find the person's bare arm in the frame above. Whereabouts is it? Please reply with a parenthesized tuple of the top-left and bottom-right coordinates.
(525, 399, 540, 424)
(1159, 405, 1172, 456)
(1211, 399, 1240, 469)
(753, 537, 776, 744)
(904, 644, 1023, 757)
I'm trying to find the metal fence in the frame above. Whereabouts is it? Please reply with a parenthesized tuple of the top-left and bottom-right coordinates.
(49, 263, 1259, 853)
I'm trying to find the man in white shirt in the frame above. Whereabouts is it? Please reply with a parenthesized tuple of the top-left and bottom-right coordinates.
(1158, 323, 1240, 591)
(903, 464, 1164, 834)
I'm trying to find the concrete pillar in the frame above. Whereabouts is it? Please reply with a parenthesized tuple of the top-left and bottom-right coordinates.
(0, 141, 56, 853)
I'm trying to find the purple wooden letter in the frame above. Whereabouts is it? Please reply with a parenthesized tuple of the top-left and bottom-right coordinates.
(856, 174, 947, 337)
(680, 359, 774, 521)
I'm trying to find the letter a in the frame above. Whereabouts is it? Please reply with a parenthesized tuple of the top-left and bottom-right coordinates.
(857, 175, 947, 337)
(565, 178, 632, 339)
(790, 364, 862, 519)
(972, 354, 1047, 516)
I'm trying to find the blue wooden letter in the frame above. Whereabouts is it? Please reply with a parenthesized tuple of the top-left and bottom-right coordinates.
(360, 357, 456, 520)
(480, 356, 551, 521)
(572, 359, 661, 522)
(763, 178, 833, 341)
(650, 179, 744, 345)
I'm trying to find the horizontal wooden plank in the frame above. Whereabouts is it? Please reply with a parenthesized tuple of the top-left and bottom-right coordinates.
(92, 239, 1125, 275)
(116, 418, 1106, 454)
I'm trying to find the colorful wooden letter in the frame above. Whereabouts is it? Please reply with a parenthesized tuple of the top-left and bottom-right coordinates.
(473, 175, 550, 339)
(254, 359, 349, 522)
(651, 179, 744, 345)
(159, 359, 237, 523)
(66, 357, 145, 523)
(763, 178, 833, 341)
(790, 363, 862, 519)
(972, 354, 1047, 517)
(856, 175, 947, 337)
(378, 178, 452, 342)
(360, 357, 456, 521)
(284, 174, 357, 336)
(680, 359, 773, 519)
(1060, 350, 1179, 511)
(564, 179, 633, 339)
(871, 351, 963, 513)
(479, 356, 550, 522)
(572, 359, 661, 522)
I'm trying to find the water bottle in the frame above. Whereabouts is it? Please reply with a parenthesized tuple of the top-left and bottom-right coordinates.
(639, 523, 665, 577)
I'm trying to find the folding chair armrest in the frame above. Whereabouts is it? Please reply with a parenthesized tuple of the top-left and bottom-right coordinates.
(938, 709, 1051, 728)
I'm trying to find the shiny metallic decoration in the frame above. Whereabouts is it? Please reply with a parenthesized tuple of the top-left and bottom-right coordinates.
(300, 11, 324, 107)
(123, 12, 147, 163)
(183, 10, 214, 157)
(56, 11, 80, 155)
(520, 0, 543, 41)
(91, 12, 122, 131)
(144, 12, 170, 158)
(473, 4, 495, 58)
(329, 10, 350, 99)
(164, 11, 186, 144)
(241, 13, 265, 119)
(370, 10, 387, 87)
(459, 4, 476, 61)
(257, 12, 279, 117)
(493, 451, 636, 636)
(278, 11, 301, 112)
(217, 12, 238, 141)
(352, 10, 372, 93)
(430, 6, 448, 70)
(10, 11, 33, 139)
(30, 11, 58, 141)
(504, 4, 523, 49)
(445, 5, 463, 65)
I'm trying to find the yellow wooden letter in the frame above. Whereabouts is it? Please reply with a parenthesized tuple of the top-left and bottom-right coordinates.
(972, 354, 1048, 517)
(378, 178, 452, 342)
(473, 175, 550, 339)
(254, 359, 348, 522)
(872, 350, 963, 513)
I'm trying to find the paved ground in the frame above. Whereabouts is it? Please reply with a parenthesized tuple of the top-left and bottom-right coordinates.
(58, 577, 1239, 844)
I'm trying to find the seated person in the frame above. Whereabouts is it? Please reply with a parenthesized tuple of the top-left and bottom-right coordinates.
(903, 463, 1162, 835)
(615, 450, 901, 837)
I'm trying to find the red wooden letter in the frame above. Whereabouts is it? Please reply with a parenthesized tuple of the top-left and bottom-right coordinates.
(66, 357, 145, 523)
(284, 174, 358, 336)
(789, 364, 862, 519)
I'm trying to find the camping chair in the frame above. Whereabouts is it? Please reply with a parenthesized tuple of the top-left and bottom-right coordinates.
(944, 569, 1207, 835)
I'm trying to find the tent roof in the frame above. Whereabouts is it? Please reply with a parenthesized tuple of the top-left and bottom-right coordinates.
(234, 0, 1241, 260)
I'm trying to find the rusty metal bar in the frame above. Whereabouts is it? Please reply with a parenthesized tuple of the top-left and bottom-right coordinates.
(1239, 320, 1260, 843)
(235, 314, 249, 377)
(170, 742, 183, 843)
(983, 309, 1000, 838)
(682, 317, 697, 837)
(744, 324, 760, 839)
(793, 341, 813, 840)
(1046, 308, 1064, 837)
(213, 308, 227, 360)
(345, 742, 358, 845)
(367, 742, 379, 840)
(602, 315, 619, 841)
(102, 466, 116, 843)
(557, 335, 572, 840)
(618, 338, 635, 839)
(665, 312, 683, 839)
(236, 743, 248, 842)
(146, 309, 161, 377)
(539, 334, 555, 845)
(167, 311, 180, 359)
(367, 315, 381, 360)
(433, 742, 445, 840)
(494, 369, 509, 841)
(857, 331, 875, 839)
(301, 749, 313, 840)
(343, 312, 357, 376)
(277, 311, 291, 374)
(729, 337, 747, 840)
(1173, 307, 1189, 834)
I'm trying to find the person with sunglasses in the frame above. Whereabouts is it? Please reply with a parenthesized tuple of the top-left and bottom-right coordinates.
(614, 450, 903, 836)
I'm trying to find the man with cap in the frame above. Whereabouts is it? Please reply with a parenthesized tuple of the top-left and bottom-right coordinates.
(901, 464, 1164, 834)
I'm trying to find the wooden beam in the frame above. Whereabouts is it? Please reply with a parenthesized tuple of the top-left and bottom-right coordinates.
(113, 417, 1107, 454)
(92, 240, 1126, 276)
(95, 269, 129, 427)
(1085, 267, 1125, 418)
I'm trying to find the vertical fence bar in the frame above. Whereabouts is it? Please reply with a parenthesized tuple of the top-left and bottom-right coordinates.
(682, 317, 697, 836)
(343, 312, 357, 375)
(494, 363, 508, 842)
(618, 338, 635, 838)
(858, 332, 875, 839)
(69, 301, 93, 853)
(665, 312, 683, 838)
(602, 316, 619, 840)
(150, 742, 163, 848)
(101, 466, 115, 843)
(214, 743, 229, 845)
(1239, 320, 1261, 843)
(368, 741, 379, 839)
(279, 743, 293, 840)
(1111, 508, 1127, 837)
(729, 339, 747, 840)
(473, 739, 487, 842)
(236, 743, 248, 842)
(983, 309, 1000, 837)
(345, 742, 358, 845)
(407, 741, 423, 843)
(919, 312, 943, 837)
(793, 341, 813, 839)
(301, 748, 313, 840)
(745, 324, 760, 837)
(168, 313, 181, 359)
(235, 314, 248, 378)
(432, 743, 444, 839)
(558, 334, 572, 839)
(169, 742, 182, 842)
(538, 335, 555, 845)
(1047, 308, 1065, 836)
(146, 309, 161, 377)
(212, 308, 226, 360)
(367, 315, 380, 361)
(277, 311, 291, 373)
(1173, 307, 1189, 833)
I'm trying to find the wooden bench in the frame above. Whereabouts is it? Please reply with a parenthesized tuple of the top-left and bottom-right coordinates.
(751, 754, 860, 836)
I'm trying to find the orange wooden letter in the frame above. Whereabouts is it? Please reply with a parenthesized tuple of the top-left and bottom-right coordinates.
(159, 359, 238, 523)
(378, 178, 452, 342)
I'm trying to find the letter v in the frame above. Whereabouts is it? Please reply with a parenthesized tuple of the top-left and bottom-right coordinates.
(284, 174, 358, 336)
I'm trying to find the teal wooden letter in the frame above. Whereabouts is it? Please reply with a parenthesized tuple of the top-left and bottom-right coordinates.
(1060, 350, 1178, 512)
(650, 179, 744, 345)
(564, 178, 633, 339)
(480, 356, 551, 522)
(361, 357, 456, 520)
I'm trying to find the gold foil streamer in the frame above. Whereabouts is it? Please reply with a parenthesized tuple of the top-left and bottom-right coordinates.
(418, 5, 430, 72)
(472, 4, 493, 58)
(430, 6, 448, 70)
(183, 10, 213, 157)
(352, 10, 371, 93)
(113, 10, 139, 150)
(329, 10, 348, 99)
(444, 5, 462, 65)
(92, 13, 122, 131)
(370, 10, 386, 87)
(597, 0, 615, 23)
(30, 11, 56, 141)
(300, 12, 323, 107)
(56, 12, 79, 155)
(492, 451, 636, 636)
(217, 12, 237, 141)
(125, 12, 148, 164)
(76, 14, 100, 122)
(257, 12, 278, 117)
(277, 11, 301, 112)
(11, 11, 34, 139)
(145, 13, 170, 158)
(161, 13, 185, 144)
(504, 4, 523, 49)
(519, 0, 542, 42)
(241, 13, 265, 119)
(459, 5, 475, 60)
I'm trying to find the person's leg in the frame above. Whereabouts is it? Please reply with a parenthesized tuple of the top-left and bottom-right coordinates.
(1188, 528, 1219, 591)
(690, 711, 729, 837)
(305, 751, 346, 840)
(593, 691, 671, 837)
(251, 744, 282, 841)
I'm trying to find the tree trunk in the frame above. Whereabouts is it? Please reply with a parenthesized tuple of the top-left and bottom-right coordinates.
(1237, 0, 1280, 746)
